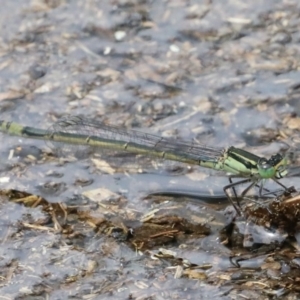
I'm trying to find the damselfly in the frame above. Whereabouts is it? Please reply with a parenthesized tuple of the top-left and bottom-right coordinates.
(0, 115, 291, 214)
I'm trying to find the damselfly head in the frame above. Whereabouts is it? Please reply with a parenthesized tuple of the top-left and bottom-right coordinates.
(269, 153, 288, 179)
(257, 153, 287, 179)
(256, 157, 275, 179)
(275, 165, 288, 179)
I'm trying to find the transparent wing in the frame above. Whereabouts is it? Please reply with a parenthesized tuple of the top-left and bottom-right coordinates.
(46, 115, 225, 165)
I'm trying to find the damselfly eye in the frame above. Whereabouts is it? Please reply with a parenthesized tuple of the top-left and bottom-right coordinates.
(270, 153, 282, 164)
(258, 158, 270, 168)
(258, 158, 275, 178)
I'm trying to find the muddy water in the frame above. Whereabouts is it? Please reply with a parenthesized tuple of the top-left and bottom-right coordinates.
(0, 1, 300, 299)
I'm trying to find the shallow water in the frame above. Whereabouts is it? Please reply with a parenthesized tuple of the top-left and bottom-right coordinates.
(1, 0, 300, 298)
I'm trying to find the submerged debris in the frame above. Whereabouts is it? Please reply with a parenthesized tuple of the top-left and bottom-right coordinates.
(1, 187, 300, 297)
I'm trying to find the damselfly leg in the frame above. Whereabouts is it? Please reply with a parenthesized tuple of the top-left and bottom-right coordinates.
(224, 176, 292, 215)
